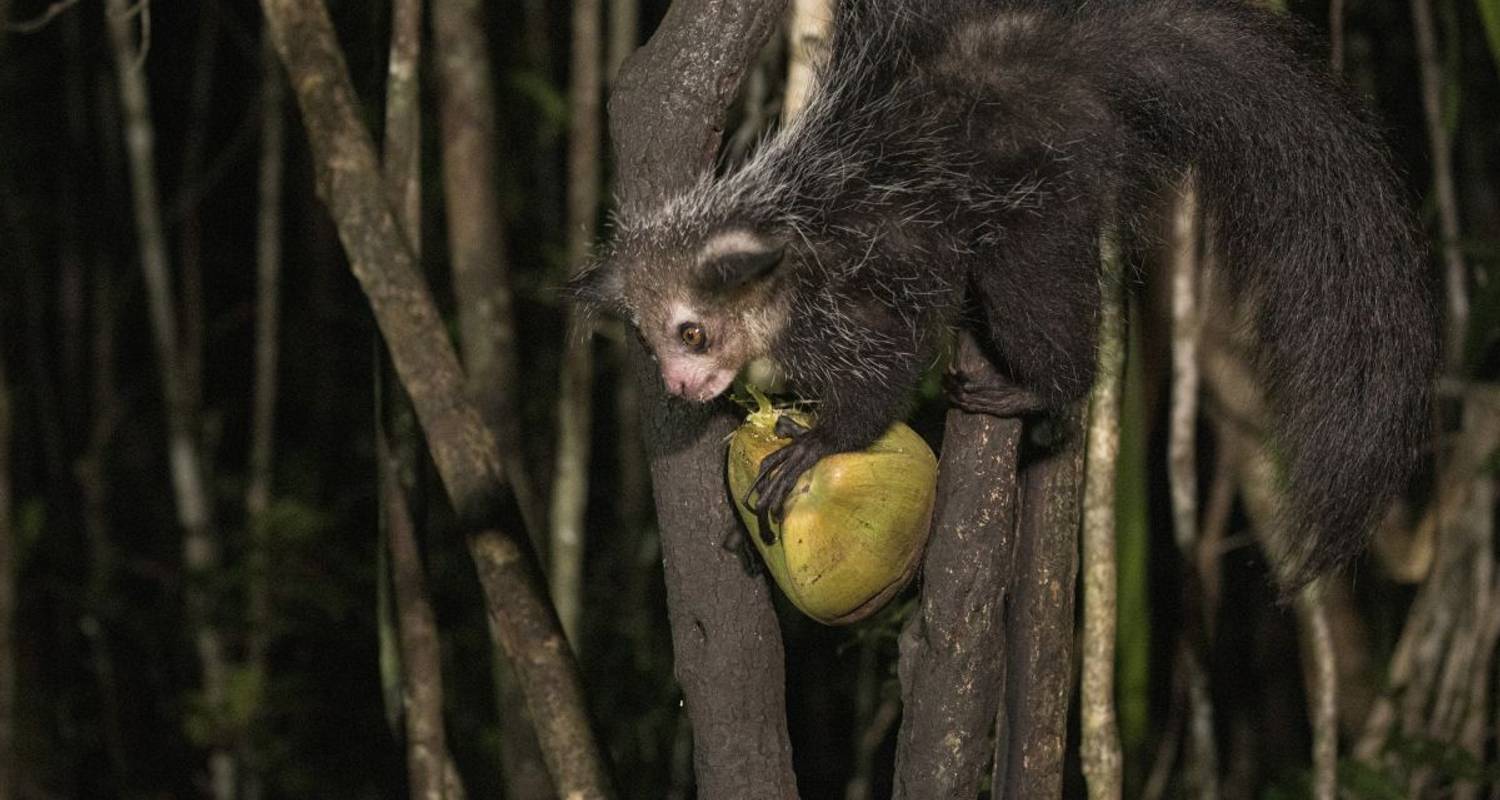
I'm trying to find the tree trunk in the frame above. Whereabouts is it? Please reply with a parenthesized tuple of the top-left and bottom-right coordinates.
(609, 2, 798, 795)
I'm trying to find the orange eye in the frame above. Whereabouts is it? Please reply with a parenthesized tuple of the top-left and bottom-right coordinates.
(679, 322, 707, 352)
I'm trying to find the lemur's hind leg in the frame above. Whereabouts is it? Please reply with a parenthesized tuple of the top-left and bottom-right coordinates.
(968, 196, 1103, 409)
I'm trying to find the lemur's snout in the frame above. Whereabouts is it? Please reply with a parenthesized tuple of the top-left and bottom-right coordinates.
(661, 361, 734, 403)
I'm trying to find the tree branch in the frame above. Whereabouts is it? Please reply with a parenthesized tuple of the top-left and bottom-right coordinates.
(894, 332, 1021, 800)
(257, 1, 611, 795)
(609, 2, 796, 794)
(1080, 229, 1125, 800)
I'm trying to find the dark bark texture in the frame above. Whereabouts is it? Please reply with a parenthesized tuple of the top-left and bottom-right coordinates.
(609, 2, 798, 796)
(893, 333, 1023, 800)
(999, 409, 1084, 798)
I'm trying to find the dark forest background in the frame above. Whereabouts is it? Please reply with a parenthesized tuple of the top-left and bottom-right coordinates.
(0, 0, 1498, 798)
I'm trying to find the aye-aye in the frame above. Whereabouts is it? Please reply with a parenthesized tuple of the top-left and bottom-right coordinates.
(571, 0, 1440, 587)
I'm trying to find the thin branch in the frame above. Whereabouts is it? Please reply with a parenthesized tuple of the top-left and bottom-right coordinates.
(427, 2, 553, 787)
(1411, 0, 1467, 366)
(382, 438, 468, 800)
(783, 0, 830, 124)
(5, 0, 79, 33)
(1080, 227, 1125, 800)
(103, 1, 234, 796)
(377, 1, 466, 796)
(246, 33, 284, 677)
(432, 0, 543, 537)
(381, 0, 420, 252)
(1167, 182, 1220, 800)
(1298, 589, 1339, 800)
(0, 324, 15, 800)
(550, 0, 603, 647)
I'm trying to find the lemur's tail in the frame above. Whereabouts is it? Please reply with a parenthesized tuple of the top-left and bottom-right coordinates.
(1107, 1, 1440, 587)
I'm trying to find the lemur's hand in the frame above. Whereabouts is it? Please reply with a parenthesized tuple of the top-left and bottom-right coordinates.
(746, 416, 829, 544)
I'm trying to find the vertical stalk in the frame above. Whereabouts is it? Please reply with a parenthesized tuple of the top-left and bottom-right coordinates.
(0, 335, 14, 800)
(433, 0, 542, 537)
(246, 36, 284, 684)
(1167, 183, 1220, 799)
(102, 3, 233, 796)
(551, 0, 603, 646)
(379, 0, 467, 795)
(1080, 228, 1124, 800)
(1411, 0, 1467, 366)
(783, 0, 829, 123)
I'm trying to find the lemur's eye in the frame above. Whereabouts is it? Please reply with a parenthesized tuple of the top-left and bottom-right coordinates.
(679, 322, 708, 352)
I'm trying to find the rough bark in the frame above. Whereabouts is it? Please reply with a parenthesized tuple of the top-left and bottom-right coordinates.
(1000, 407, 1083, 798)
(102, 3, 235, 796)
(378, 2, 467, 797)
(258, 1, 611, 795)
(609, 1, 797, 797)
(470, 532, 613, 798)
(382, 441, 467, 800)
(894, 333, 1022, 800)
(382, 0, 421, 254)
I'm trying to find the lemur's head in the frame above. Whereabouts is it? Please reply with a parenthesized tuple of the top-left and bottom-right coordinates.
(569, 226, 790, 403)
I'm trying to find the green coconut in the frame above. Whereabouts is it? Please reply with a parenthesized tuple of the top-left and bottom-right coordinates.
(727, 388, 938, 625)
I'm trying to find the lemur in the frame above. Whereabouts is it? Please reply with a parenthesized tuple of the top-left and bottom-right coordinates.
(571, 0, 1440, 587)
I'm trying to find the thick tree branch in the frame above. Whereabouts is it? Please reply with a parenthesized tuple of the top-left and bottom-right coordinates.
(1000, 407, 1083, 798)
(609, 3, 795, 794)
(257, 1, 611, 795)
(893, 332, 1021, 800)
(377, 2, 467, 797)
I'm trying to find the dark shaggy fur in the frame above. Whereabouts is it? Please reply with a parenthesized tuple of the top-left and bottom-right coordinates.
(577, 0, 1440, 586)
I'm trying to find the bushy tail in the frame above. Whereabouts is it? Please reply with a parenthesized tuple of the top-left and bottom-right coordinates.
(1102, 1, 1440, 586)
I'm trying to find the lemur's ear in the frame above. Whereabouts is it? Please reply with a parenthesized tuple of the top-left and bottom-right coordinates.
(564, 259, 626, 316)
(699, 232, 786, 292)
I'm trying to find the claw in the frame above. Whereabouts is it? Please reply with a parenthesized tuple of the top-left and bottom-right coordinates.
(774, 415, 810, 439)
(943, 368, 1048, 417)
(744, 433, 829, 544)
